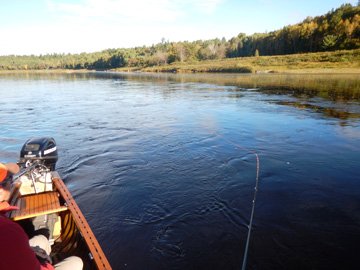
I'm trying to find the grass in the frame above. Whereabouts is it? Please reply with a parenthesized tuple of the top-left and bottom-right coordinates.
(113, 49, 360, 74)
(2, 49, 359, 74)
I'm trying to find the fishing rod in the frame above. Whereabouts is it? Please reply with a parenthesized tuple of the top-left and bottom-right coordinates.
(215, 133, 260, 270)
(241, 151, 260, 270)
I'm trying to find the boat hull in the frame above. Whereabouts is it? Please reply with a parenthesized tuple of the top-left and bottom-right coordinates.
(10, 172, 112, 270)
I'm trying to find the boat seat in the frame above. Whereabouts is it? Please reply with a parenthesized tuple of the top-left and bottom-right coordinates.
(9, 191, 68, 221)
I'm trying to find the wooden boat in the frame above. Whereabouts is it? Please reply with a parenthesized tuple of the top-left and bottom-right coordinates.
(6, 138, 112, 270)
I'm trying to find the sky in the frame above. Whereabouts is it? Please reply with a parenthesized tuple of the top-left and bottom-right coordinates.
(0, 0, 358, 55)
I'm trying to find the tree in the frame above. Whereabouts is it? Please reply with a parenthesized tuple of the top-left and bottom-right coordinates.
(322, 35, 338, 50)
(149, 51, 168, 66)
(173, 43, 187, 62)
(0, 3, 359, 70)
(110, 53, 126, 68)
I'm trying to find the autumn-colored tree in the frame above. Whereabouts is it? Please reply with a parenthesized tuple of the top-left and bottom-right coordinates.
(0, 3, 359, 70)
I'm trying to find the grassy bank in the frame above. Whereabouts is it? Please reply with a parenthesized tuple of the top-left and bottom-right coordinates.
(2, 49, 359, 74)
(113, 49, 360, 74)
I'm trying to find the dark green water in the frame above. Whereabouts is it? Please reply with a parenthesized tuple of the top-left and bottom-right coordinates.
(0, 72, 359, 270)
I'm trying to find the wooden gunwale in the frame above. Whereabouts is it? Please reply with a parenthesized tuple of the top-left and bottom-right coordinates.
(52, 176, 112, 270)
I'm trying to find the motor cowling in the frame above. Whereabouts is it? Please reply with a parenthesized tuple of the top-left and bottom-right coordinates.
(20, 137, 58, 171)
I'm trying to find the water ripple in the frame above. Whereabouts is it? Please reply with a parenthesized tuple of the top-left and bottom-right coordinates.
(1, 72, 359, 270)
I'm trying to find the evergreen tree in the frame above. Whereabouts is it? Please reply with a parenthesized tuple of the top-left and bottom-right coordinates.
(0, 3, 359, 70)
(322, 35, 338, 50)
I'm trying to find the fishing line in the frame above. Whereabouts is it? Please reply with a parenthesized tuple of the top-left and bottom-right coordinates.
(214, 132, 260, 270)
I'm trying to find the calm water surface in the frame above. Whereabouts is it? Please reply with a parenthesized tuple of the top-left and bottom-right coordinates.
(0, 72, 359, 270)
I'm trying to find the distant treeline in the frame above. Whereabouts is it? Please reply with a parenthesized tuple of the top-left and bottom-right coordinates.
(1, 3, 359, 71)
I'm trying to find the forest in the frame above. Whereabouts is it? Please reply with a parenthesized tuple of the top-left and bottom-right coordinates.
(0, 3, 359, 71)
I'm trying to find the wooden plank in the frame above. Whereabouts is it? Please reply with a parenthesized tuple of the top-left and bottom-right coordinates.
(51, 193, 55, 208)
(32, 194, 38, 213)
(37, 193, 46, 212)
(23, 197, 27, 216)
(53, 177, 112, 270)
(45, 192, 50, 211)
(53, 192, 60, 208)
(10, 192, 68, 221)
(19, 196, 25, 216)
(38, 193, 43, 212)
(49, 192, 54, 209)
(26, 195, 32, 215)
(42, 193, 47, 211)
(12, 206, 68, 221)
(46, 193, 51, 210)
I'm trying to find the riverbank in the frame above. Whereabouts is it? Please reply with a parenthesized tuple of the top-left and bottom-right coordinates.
(112, 49, 360, 74)
(0, 69, 91, 74)
(1, 49, 359, 75)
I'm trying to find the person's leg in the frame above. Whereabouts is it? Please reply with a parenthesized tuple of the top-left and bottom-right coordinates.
(54, 256, 83, 270)
(29, 234, 51, 255)
(30, 235, 83, 270)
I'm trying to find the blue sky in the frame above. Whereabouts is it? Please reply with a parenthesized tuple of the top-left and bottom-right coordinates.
(0, 0, 357, 55)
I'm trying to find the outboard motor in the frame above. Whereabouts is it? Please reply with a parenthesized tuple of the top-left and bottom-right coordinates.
(20, 137, 58, 171)
(17, 138, 59, 239)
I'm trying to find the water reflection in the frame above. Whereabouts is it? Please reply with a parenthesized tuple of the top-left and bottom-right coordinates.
(98, 72, 360, 101)
(1, 72, 360, 100)
(114, 72, 360, 125)
(2, 71, 360, 126)
(1, 71, 360, 125)
(274, 101, 360, 124)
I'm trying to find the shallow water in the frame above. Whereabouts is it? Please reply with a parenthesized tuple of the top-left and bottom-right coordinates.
(0, 72, 359, 270)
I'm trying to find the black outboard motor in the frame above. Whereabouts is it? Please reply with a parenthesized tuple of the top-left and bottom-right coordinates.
(20, 137, 58, 171)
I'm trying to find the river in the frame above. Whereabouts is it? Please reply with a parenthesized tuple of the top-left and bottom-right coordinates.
(0, 72, 359, 270)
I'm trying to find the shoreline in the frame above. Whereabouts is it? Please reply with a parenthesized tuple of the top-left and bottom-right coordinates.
(1, 67, 360, 75)
(113, 67, 360, 74)
(1, 49, 359, 75)
(0, 69, 92, 74)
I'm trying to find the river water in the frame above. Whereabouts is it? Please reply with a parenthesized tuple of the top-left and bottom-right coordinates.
(0, 72, 359, 270)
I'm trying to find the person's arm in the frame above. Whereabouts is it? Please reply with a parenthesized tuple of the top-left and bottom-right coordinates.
(0, 216, 41, 270)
